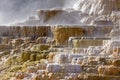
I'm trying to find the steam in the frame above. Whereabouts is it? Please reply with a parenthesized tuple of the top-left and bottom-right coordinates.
(0, 0, 42, 26)
(0, 0, 77, 26)
(0, 13, 4, 25)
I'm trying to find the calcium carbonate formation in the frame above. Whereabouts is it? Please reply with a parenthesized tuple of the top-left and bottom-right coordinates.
(0, 0, 120, 80)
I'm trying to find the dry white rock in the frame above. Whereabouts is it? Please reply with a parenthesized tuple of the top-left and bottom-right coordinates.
(86, 46, 102, 56)
(101, 40, 120, 55)
(46, 63, 82, 73)
(54, 53, 84, 64)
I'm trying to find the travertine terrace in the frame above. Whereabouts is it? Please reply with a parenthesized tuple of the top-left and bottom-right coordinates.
(0, 0, 120, 80)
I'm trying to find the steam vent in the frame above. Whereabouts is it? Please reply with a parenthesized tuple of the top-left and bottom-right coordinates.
(0, 0, 120, 80)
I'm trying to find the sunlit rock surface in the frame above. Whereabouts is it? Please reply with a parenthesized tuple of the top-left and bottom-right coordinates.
(74, 0, 120, 25)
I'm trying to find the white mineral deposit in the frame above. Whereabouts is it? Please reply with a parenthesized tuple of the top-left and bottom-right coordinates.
(0, 0, 120, 80)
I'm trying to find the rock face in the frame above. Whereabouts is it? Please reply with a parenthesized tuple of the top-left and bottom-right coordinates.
(0, 44, 12, 51)
(21, 50, 49, 62)
(1, 37, 11, 44)
(30, 44, 50, 52)
(110, 28, 120, 37)
(3, 26, 51, 37)
(102, 40, 120, 55)
(37, 9, 64, 22)
(112, 59, 120, 67)
(98, 65, 120, 75)
(110, 11, 120, 25)
(54, 53, 84, 64)
(86, 46, 102, 56)
(72, 37, 106, 48)
(113, 47, 120, 58)
(74, 0, 120, 15)
(1, 0, 120, 80)
(15, 72, 24, 79)
(46, 64, 81, 73)
(78, 73, 120, 80)
(52, 26, 83, 45)
(36, 37, 47, 44)
(73, 0, 120, 25)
